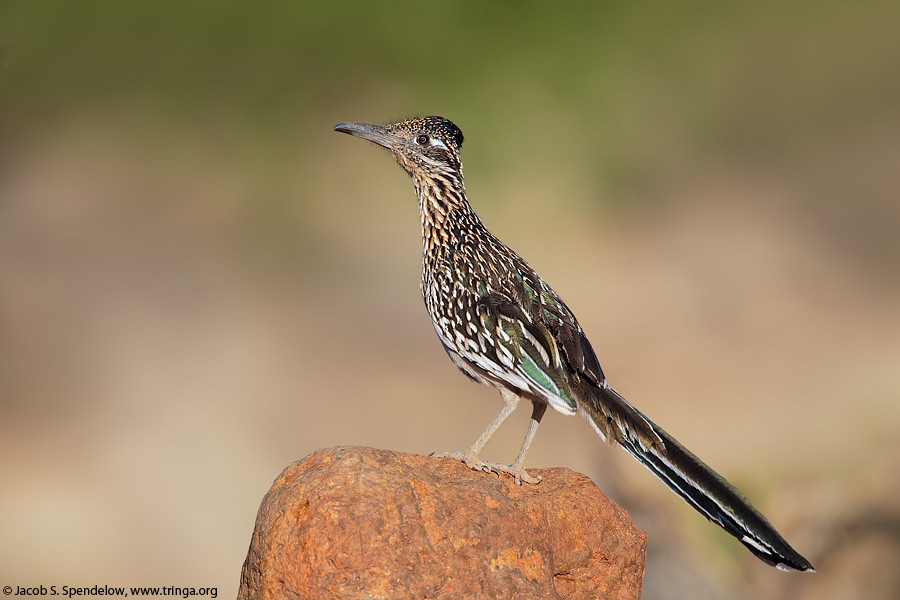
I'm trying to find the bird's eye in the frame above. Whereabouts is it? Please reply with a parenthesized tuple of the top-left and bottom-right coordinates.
(415, 134, 430, 145)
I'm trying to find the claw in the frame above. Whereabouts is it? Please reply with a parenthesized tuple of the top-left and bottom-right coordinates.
(483, 460, 541, 485)
(430, 451, 499, 477)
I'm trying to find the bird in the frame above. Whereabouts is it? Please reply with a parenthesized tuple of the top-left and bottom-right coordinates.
(333, 116, 814, 572)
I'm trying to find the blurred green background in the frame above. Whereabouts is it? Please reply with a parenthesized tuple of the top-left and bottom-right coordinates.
(1, 1, 899, 598)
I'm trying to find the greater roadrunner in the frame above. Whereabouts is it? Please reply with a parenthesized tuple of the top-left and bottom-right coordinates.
(334, 116, 814, 572)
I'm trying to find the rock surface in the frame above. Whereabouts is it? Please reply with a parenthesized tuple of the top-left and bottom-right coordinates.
(238, 446, 646, 600)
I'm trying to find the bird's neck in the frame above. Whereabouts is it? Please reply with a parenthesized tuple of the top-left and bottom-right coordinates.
(413, 170, 479, 269)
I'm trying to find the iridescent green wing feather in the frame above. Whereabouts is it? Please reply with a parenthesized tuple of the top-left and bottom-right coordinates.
(475, 291, 578, 413)
(513, 268, 606, 388)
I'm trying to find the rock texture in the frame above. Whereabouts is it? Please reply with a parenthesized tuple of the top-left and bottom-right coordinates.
(238, 446, 646, 600)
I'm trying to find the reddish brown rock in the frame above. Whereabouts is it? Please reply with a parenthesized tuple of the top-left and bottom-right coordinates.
(238, 446, 646, 600)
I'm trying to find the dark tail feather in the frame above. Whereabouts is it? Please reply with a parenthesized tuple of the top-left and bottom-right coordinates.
(587, 386, 814, 572)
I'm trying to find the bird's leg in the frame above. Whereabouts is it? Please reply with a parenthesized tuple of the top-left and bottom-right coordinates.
(432, 390, 545, 485)
(430, 390, 520, 477)
(483, 400, 546, 485)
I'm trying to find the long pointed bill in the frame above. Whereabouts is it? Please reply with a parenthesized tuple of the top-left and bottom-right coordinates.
(333, 122, 395, 149)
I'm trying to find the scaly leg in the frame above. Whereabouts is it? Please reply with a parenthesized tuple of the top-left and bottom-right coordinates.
(483, 399, 546, 484)
(432, 390, 545, 484)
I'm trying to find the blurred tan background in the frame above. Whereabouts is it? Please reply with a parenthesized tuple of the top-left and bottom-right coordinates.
(1, 1, 898, 598)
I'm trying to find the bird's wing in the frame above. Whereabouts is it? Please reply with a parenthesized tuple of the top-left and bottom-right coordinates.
(473, 290, 579, 414)
(510, 269, 606, 385)
(506, 268, 665, 448)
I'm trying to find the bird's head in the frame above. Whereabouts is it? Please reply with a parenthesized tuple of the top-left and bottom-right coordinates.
(334, 116, 464, 178)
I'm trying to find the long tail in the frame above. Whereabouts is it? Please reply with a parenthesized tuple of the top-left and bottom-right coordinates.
(582, 385, 814, 572)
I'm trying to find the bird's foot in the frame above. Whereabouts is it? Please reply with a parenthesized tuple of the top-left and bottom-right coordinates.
(482, 459, 542, 485)
(429, 451, 502, 478)
(429, 451, 541, 485)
